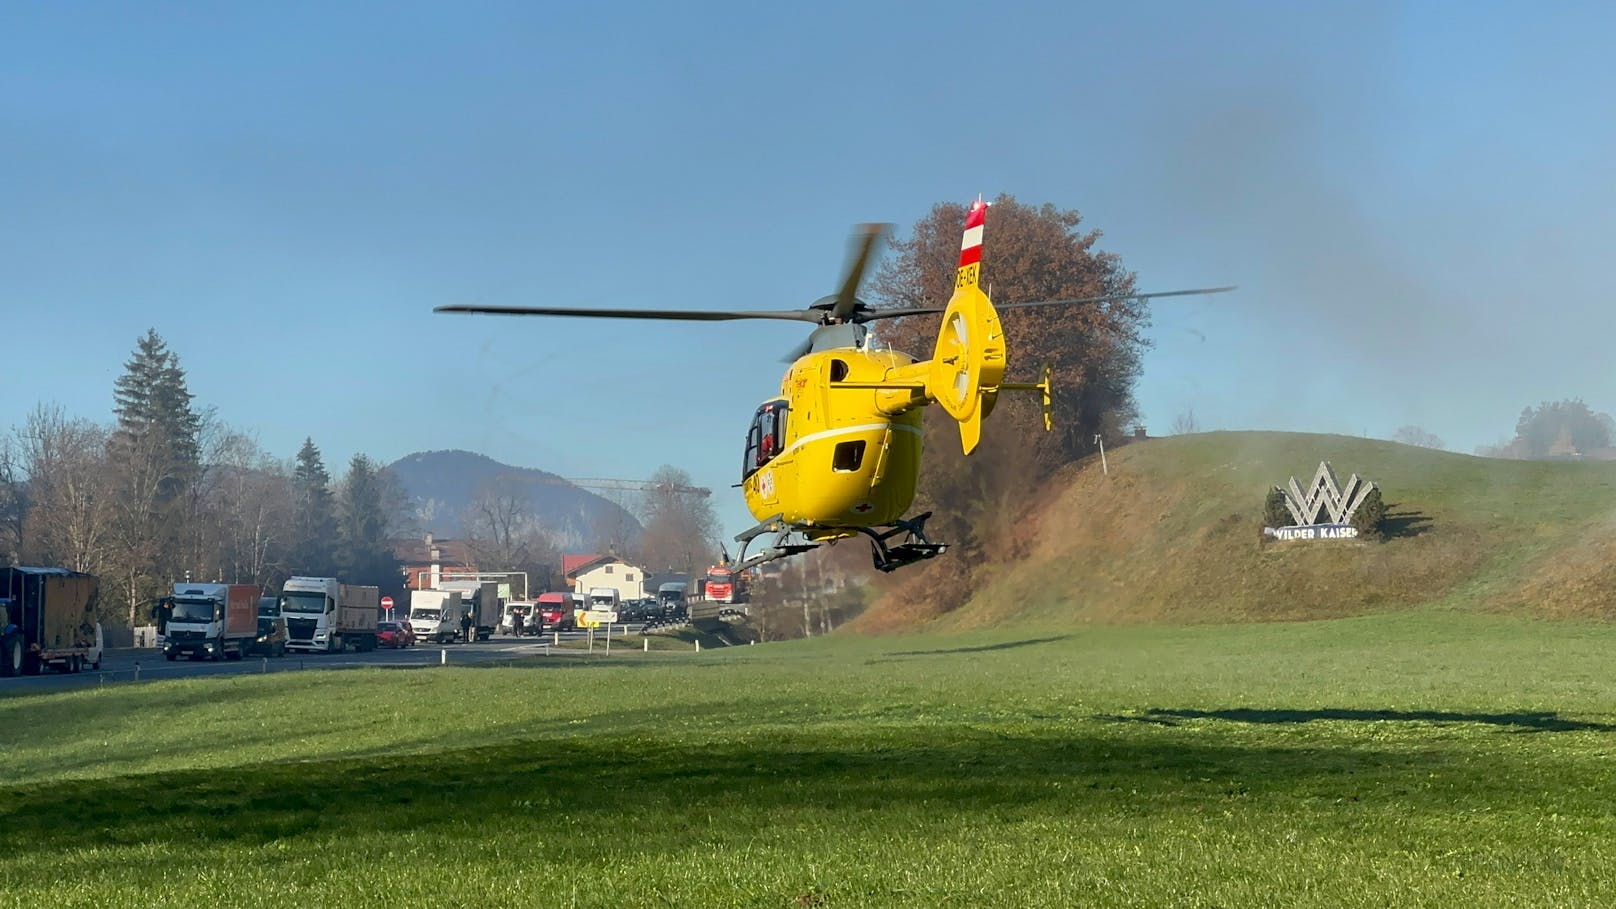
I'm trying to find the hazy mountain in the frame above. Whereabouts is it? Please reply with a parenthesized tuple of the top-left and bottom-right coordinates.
(386, 450, 640, 549)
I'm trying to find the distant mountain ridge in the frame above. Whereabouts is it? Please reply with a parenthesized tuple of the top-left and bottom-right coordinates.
(386, 450, 640, 549)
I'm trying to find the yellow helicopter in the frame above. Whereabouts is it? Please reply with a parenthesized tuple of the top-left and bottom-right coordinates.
(438, 200, 1230, 572)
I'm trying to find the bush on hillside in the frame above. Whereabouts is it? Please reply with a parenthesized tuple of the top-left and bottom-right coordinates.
(1352, 487, 1386, 540)
(1263, 488, 1293, 529)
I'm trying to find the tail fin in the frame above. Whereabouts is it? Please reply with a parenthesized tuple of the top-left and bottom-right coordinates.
(924, 200, 1006, 454)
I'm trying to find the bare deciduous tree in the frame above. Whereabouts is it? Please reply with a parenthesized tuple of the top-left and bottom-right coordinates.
(1392, 426, 1444, 450)
(464, 473, 561, 591)
(17, 406, 117, 586)
(0, 437, 24, 563)
(637, 465, 718, 574)
(1171, 409, 1200, 435)
(211, 430, 295, 587)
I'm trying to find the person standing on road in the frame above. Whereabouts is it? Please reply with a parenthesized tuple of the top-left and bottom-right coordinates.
(512, 608, 525, 637)
(460, 607, 473, 643)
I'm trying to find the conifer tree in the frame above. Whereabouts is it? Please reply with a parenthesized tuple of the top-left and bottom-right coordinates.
(106, 329, 202, 619)
(335, 453, 399, 586)
(290, 438, 338, 576)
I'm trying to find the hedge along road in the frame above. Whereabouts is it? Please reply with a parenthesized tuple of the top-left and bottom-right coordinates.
(0, 625, 649, 694)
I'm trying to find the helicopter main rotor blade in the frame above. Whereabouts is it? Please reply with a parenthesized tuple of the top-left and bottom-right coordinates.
(857, 285, 1237, 322)
(829, 224, 890, 321)
(435, 304, 825, 323)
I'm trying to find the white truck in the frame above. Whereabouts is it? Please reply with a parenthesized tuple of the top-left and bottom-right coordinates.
(163, 582, 259, 662)
(581, 587, 621, 628)
(408, 589, 463, 644)
(280, 577, 380, 653)
(443, 580, 502, 641)
(466, 582, 501, 641)
(499, 600, 538, 636)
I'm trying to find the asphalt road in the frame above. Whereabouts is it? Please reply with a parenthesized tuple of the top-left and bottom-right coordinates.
(0, 626, 649, 694)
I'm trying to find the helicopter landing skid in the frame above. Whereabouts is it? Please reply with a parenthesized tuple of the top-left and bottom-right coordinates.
(733, 516, 822, 573)
(855, 512, 947, 573)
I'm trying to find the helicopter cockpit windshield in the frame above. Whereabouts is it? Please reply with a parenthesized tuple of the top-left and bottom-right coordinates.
(743, 400, 789, 479)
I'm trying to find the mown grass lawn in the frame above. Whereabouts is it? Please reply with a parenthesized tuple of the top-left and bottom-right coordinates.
(4, 612, 1616, 907)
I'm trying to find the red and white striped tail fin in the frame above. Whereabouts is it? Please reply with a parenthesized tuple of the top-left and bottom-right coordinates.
(955, 198, 987, 289)
(927, 197, 1005, 455)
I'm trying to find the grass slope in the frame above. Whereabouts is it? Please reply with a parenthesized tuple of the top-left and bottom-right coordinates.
(869, 431, 1616, 630)
(5, 616, 1616, 907)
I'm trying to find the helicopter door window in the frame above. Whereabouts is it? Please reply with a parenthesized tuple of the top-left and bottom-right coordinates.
(743, 424, 763, 479)
(759, 403, 787, 464)
(832, 440, 866, 472)
(743, 400, 789, 479)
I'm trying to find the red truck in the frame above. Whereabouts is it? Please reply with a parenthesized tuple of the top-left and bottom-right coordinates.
(535, 592, 577, 632)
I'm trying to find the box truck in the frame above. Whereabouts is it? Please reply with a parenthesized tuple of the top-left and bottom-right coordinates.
(163, 582, 259, 661)
(408, 589, 463, 644)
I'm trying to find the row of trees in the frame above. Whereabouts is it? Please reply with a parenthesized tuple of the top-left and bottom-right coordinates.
(0, 331, 405, 625)
(1477, 399, 1615, 459)
(1397, 400, 1616, 459)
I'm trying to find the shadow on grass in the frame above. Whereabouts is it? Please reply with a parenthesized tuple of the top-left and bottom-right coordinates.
(0, 717, 1541, 855)
(1381, 504, 1433, 539)
(1108, 707, 1616, 733)
(888, 635, 1073, 657)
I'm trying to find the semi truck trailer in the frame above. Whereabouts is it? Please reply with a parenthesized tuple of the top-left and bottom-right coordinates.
(280, 577, 380, 653)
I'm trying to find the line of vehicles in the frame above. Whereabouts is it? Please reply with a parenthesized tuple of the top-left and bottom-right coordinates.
(1, 562, 729, 677)
(158, 577, 385, 661)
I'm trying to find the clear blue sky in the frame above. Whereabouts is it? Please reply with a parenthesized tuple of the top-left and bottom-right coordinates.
(5, 1, 1615, 540)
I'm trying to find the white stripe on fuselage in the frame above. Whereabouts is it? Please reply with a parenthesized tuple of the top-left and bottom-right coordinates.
(778, 421, 921, 461)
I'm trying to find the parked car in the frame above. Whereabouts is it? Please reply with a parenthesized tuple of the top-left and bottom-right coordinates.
(247, 616, 288, 657)
(377, 620, 414, 648)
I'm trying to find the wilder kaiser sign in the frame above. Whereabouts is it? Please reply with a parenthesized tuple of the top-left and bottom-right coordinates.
(1263, 461, 1377, 542)
(1268, 524, 1358, 541)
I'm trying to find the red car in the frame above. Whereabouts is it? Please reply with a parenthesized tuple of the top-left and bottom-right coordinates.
(377, 620, 415, 648)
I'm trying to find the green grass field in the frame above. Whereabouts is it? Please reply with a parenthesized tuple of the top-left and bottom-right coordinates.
(6, 613, 1616, 907)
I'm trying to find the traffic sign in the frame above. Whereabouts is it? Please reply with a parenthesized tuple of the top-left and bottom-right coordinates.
(381, 596, 394, 609)
(583, 609, 618, 626)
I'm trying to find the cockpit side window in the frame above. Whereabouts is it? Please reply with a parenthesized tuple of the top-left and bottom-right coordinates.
(742, 400, 790, 480)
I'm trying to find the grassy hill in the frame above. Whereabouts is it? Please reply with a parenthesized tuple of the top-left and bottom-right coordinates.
(861, 431, 1616, 630)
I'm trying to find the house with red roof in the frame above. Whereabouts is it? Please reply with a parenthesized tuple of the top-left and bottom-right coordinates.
(563, 553, 647, 600)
